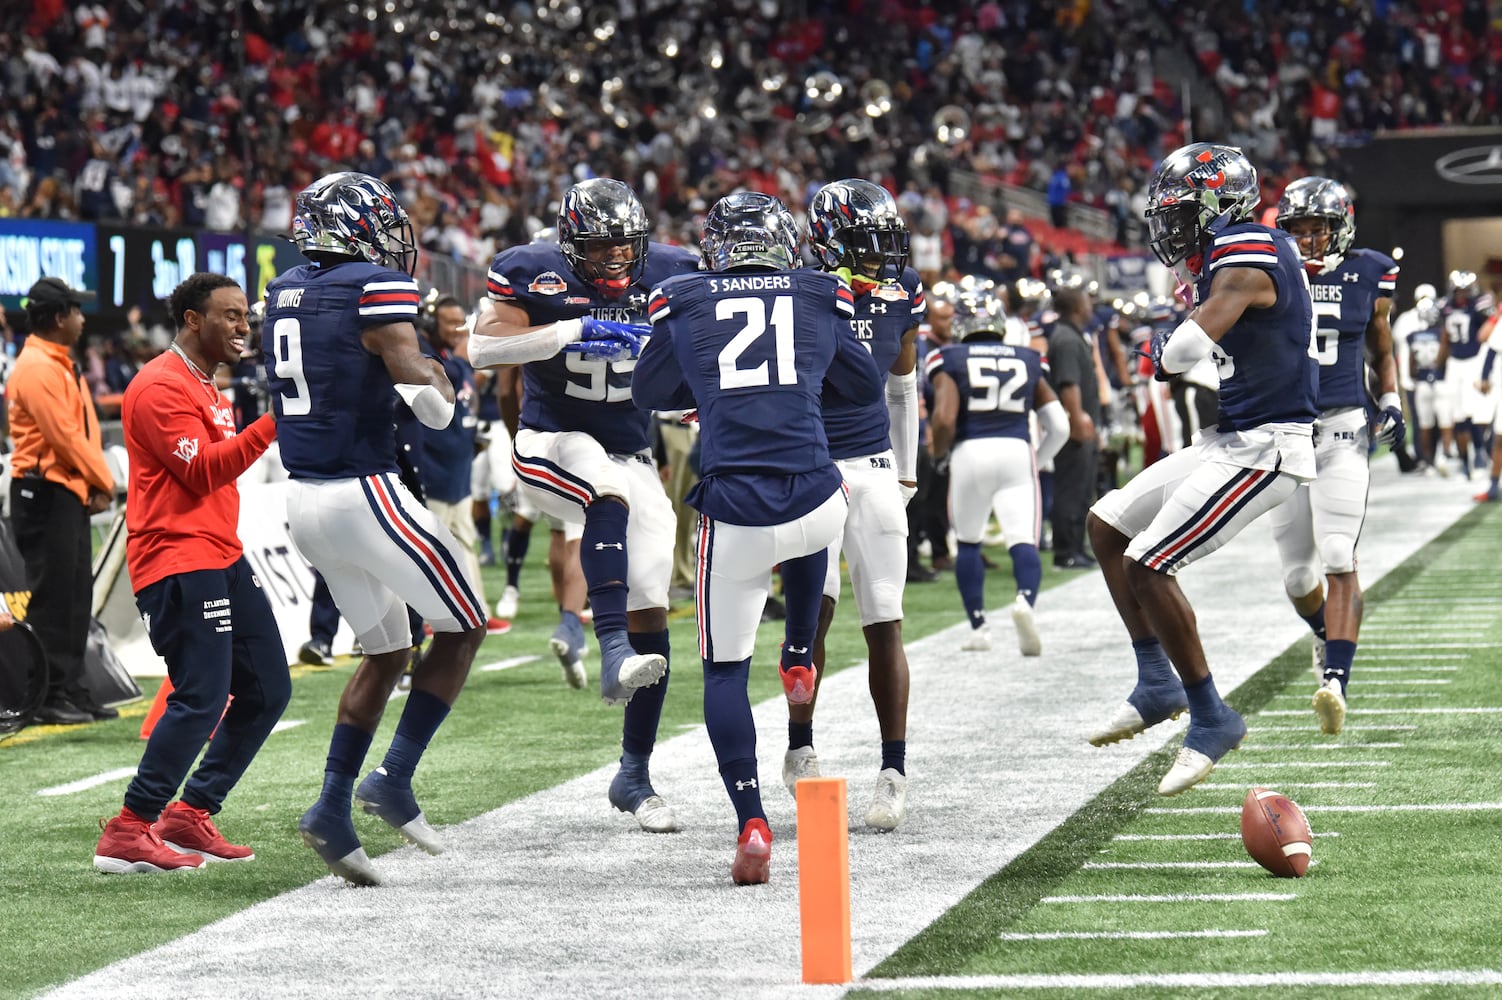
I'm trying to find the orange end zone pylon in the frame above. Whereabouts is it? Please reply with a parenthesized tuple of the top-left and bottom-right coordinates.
(796, 776, 853, 985)
(139, 678, 232, 741)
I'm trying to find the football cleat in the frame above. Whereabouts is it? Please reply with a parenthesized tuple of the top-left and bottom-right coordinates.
(1312, 635, 1327, 682)
(495, 585, 520, 620)
(960, 625, 992, 652)
(1088, 681, 1189, 747)
(865, 768, 908, 831)
(549, 615, 589, 690)
(1010, 595, 1041, 657)
(354, 767, 446, 855)
(598, 632, 667, 706)
(154, 801, 254, 862)
(298, 801, 382, 886)
(1474, 486, 1500, 503)
(1158, 710, 1246, 796)
(484, 617, 512, 636)
(608, 762, 678, 834)
(298, 639, 334, 668)
(780, 664, 816, 705)
(782, 746, 821, 798)
(94, 812, 205, 874)
(1313, 676, 1347, 735)
(731, 818, 772, 885)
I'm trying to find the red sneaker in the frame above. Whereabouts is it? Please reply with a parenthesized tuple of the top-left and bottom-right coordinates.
(94, 809, 205, 874)
(154, 801, 255, 862)
(780, 664, 816, 705)
(485, 617, 512, 636)
(732, 818, 772, 885)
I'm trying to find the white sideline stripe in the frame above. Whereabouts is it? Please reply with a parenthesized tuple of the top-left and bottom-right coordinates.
(36, 767, 138, 797)
(1247, 725, 1415, 731)
(1273, 691, 1441, 699)
(1041, 893, 1296, 903)
(1362, 643, 1501, 649)
(856, 970, 1502, 991)
(1362, 655, 1468, 661)
(1238, 743, 1402, 750)
(1113, 832, 1339, 841)
(1145, 803, 1502, 815)
(1263, 707, 1502, 716)
(1360, 666, 1459, 672)
(479, 654, 542, 673)
(36, 722, 307, 796)
(1082, 861, 1293, 870)
(1213, 760, 1390, 768)
(1197, 781, 1374, 789)
(998, 929, 1267, 941)
(1357, 679, 1452, 685)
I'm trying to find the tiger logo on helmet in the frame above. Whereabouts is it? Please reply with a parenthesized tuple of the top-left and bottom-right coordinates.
(292, 171, 418, 276)
(1144, 143, 1260, 278)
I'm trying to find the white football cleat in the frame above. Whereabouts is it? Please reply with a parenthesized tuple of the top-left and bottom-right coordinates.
(961, 626, 992, 652)
(1011, 595, 1041, 657)
(864, 768, 908, 831)
(631, 794, 679, 834)
(1313, 677, 1346, 735)
(782, 746, 821, 798)
(1157, 747, 1217, 796)
(495, 585, 519, 620)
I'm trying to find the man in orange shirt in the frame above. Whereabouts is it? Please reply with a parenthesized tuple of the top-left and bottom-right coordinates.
(93, 273, 289, 874)
(7, 277, 116, 725)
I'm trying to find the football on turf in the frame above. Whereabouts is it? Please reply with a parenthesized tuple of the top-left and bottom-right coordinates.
(1240, 787, 1313, 877)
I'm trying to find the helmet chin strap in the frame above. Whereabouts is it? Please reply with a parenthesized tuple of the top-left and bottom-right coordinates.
(1313, 252, 1344, 276)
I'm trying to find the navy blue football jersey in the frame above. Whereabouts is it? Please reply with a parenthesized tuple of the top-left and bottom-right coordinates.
(263, 260, 421, 479)
(1307, 248, 1398, 410)
(633, 269, 881, 525)
(925, 341, 1045, 443)
(823, 267, 926, 460)
(485, 240, 699, 454)
(419, 347, 478, 504)
(1408, 325, 1446, 384)
(1441, 292, 1496, 361)
(1195, 222, 1319, 430)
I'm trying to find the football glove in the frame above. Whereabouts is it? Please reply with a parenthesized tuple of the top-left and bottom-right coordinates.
(581, 317, 650, 352)
(1373, 403, 1405, 447)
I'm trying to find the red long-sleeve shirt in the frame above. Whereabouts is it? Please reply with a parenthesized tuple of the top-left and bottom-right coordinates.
(122, 350, 276, 593)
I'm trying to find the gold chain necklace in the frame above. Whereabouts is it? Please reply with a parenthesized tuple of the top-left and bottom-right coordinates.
(169, 342, 220, 400)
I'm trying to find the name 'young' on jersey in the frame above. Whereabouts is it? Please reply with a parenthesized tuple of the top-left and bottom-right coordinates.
(1195, 222, 1319, 431)
(632, 268, 881, 525)
(925, 341, 1045, 443)
(485, 240, 699, 455)
(823, 268, 926, 459)
(264, 260, 421, 479)
(1307, 248, 1398, 411)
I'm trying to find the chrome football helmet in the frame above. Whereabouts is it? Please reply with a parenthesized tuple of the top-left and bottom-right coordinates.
(1448, 269, 1480, 303)
(292, 171, 418, 275)
(700, 192, 801, 272)
(557, 178, 650, 297)
(1276, 176, 1355, 274)
(1144, 143, 1260, 273)
(951, 287, 1008, 343)
(807, 179, 910, 279)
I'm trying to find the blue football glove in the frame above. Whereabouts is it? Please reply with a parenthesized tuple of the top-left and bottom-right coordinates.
(564, 335, 638, 363)
(1373, 403, 1405, 448)
(579, 317, 650, 354)
(1133, 326, 1174, 382)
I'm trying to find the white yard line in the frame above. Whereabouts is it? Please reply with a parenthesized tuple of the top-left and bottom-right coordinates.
(36, 767, 139, 798)
(1247, 725, 1415, 732)
(1196, 781, 1374, 789)
(1145, 803, 1502, 816)
(856, 970, 1502, 991)
(1262, 707, 1502, 716)
(1211, 760, 1390, 769)
(1359, 667, 1459, 672)
(1040, 893, 1297, 904)
(998, 929, 1266, 941)
(1113, 832, 1340, 841)
(39, 463, 1476, 1000)
(478, 654, 543, 672)
(1081, 861, 1286, 870)
(1238, 743, 1402, 750)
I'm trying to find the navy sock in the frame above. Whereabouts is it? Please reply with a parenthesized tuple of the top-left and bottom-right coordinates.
(581, 500, 630, 638)
(380, 689, 450, 786)
(476, 508, 492, 552)
(622, 629, 670, 756)
(788, 721, 814, 750)
(703, 656, 763, 830)
(881, 739, 906, 775)
(319, 724, 373, 808)
(1183, 672, 1227, 724)
(1325, 639, 1356, 691)
(778, 552, 826, 666)
(1132, 637, 1177, 688)
(504, 523, 531, 589)
(1009, 543, 1041, 605)
(956, 541, 986, 627)
(1299, 601, 1327, 641)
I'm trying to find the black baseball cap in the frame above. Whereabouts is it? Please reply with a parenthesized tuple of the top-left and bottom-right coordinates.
(23, 276, 97, 311)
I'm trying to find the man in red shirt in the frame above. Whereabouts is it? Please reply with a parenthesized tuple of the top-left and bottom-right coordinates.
(93, 273, 289, 874)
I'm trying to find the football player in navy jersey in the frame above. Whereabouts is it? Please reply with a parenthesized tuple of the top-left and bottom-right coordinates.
(1265, 177, 1402, 735)
(632, 192, 882, 884)
(928, 286, 1068, 658)
(774, 179, 924, 832)
(467, 178, 698, 834)
(1407, 300, 1451, 473)
(1439, 271, 1497, 477)
(1084, 143, 1319, 796)
(265, 172, 488, 886)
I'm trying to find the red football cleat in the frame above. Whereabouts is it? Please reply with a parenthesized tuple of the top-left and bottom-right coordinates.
(154, 800, 255, 862)
(780, 664, 816, 705)
(94, 809, 205, 874)
(485, 617, 512, 635)
(732, 818, 772, 885)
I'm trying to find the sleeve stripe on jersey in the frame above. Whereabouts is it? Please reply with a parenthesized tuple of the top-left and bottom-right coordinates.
(1211, 242, 1280, 260)
(1212, 231, 1274, 246)
(360, 303, 422, 317)
(364, 280, 420, 292)
(647, 289, 670, 322)
(835, 286, 856, 317)
(1210, 252, 1280, 269)
(362, 291, 420, 305)
(924, 351, 944, 377)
